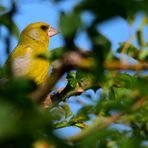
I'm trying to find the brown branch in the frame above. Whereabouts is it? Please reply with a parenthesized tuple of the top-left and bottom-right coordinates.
(68, 112, 123, 142)
(42, 80, 100, 108)
(42, 61, 147, 108)
(31, 49, 148, 104)
(42, 87, 83, 108)
(68, 96, 148, 143)
(105, 61, 148, 70)
(30, 51, 94, 103)
(132, 96, 148, 110)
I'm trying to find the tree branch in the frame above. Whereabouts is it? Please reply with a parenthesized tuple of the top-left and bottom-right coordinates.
(30, 51, 94, 103)
(30, 49, 148, 104)
(104, 61, 148, 70)
(68, 112, 123, 142)
(42, 78, 100, 108)
(68, 96, 148, 143)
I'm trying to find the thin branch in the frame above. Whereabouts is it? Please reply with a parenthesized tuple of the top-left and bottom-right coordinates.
(53, 121, 88, 129)
(31, 49, 148, 104)
(42, 80, 100, 108)
(31, 51, 94, 103)
(68, 96, 148, 143)
(68, 112, 123, 142)
(105, 61, 148, 70)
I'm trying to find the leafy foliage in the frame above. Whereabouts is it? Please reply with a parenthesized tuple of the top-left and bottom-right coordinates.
(0, 0, 148, 148)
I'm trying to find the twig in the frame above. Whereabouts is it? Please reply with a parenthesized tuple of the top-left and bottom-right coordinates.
(31, 51, 94, 103)
(68, 96, 148, 143)
(53, 121, 88, 129)
(105, 61, 148, 70)
(68, 112, 123, 142)
(31, 49, 148, 103)
(42, 81, 100, 108)
(132, 96, 148, 110)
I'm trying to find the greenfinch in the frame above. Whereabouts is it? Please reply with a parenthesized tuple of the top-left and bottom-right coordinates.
(6, 22, 59, 85)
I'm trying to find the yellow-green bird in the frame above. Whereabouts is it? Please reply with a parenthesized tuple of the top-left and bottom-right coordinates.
(6, 22, 59, 85)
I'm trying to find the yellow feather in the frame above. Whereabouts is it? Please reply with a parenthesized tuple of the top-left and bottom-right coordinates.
(6, 22, 58, 85)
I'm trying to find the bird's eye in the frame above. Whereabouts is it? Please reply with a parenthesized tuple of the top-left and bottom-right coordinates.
(41, 25, 48, 31)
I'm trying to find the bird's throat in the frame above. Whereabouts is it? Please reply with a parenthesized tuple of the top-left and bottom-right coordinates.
(20, 34, 49, 53)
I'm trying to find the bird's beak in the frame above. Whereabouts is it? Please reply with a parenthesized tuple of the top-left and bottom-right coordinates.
(48, 27, 59, 37)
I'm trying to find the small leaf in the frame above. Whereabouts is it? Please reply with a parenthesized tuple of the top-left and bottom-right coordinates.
(67, 72, 77, 88)
(0, 16, 19, 38)
(117, 42, 138, 56)
(38, 47, 67, 62)
(62, 102, 73, 118)
(139, 16, 148, 29)
(0, 5, 6, 12)
(127, 14, 136, 25)
(49, 106, 66, 123)
(136, 30, 145, 48)
(75, 122, 88, 129)
(138, 49, 148, 60)
(71, 105, 93, 122)
(112, 73, 135, 88)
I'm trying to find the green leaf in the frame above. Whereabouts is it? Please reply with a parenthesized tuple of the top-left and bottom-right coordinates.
(112, 73, 135, 88)
(0, 100, 18, 140)
(139, 16, 148, 29)
(0, 15, 19, 38)
(0, 5, 6, 12)
(117, 42, 138, 56)
(127, 14, 136, 25)
(0, 2, 19, 39)
(136, 30, 145, 48)
(49, 106, 66, 123)
(67, 72, 77, 88)
(133, 77, 148, 97)
(76, 70, 92, 87)
(71, 105, 93, 122)
(138, 49, 148, 60)
(59, 12, 81, 37)
(120, 136, 142, 148)
(37, 47, 67, 62)
(62, 102, 73, 118)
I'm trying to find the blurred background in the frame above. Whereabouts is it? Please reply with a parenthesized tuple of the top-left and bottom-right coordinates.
(0, 0, 148, 140)
(1, 0, 147, 65)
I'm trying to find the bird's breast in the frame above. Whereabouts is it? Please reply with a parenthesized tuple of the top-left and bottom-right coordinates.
(12, 47, 32, 76)
(12, 47, 49, 85)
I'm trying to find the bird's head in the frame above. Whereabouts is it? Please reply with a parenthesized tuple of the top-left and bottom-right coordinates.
(20, 22, 59, 46)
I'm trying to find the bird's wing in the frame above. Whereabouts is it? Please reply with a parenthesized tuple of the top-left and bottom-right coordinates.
(6, 46, 32, 76)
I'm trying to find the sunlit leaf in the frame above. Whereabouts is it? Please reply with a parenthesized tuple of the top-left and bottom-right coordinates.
(62, 102, 73, 118)
(138, 49, 148, 60)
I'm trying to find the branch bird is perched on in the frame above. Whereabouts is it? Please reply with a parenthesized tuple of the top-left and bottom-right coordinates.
(6, 22, 59, 85)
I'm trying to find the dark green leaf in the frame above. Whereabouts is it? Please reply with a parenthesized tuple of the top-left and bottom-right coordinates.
(59, 12, 81, 37)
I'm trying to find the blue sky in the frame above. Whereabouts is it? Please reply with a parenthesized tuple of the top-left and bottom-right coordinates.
(1, 0, 146, 64)
(0, 0, 147, 138)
